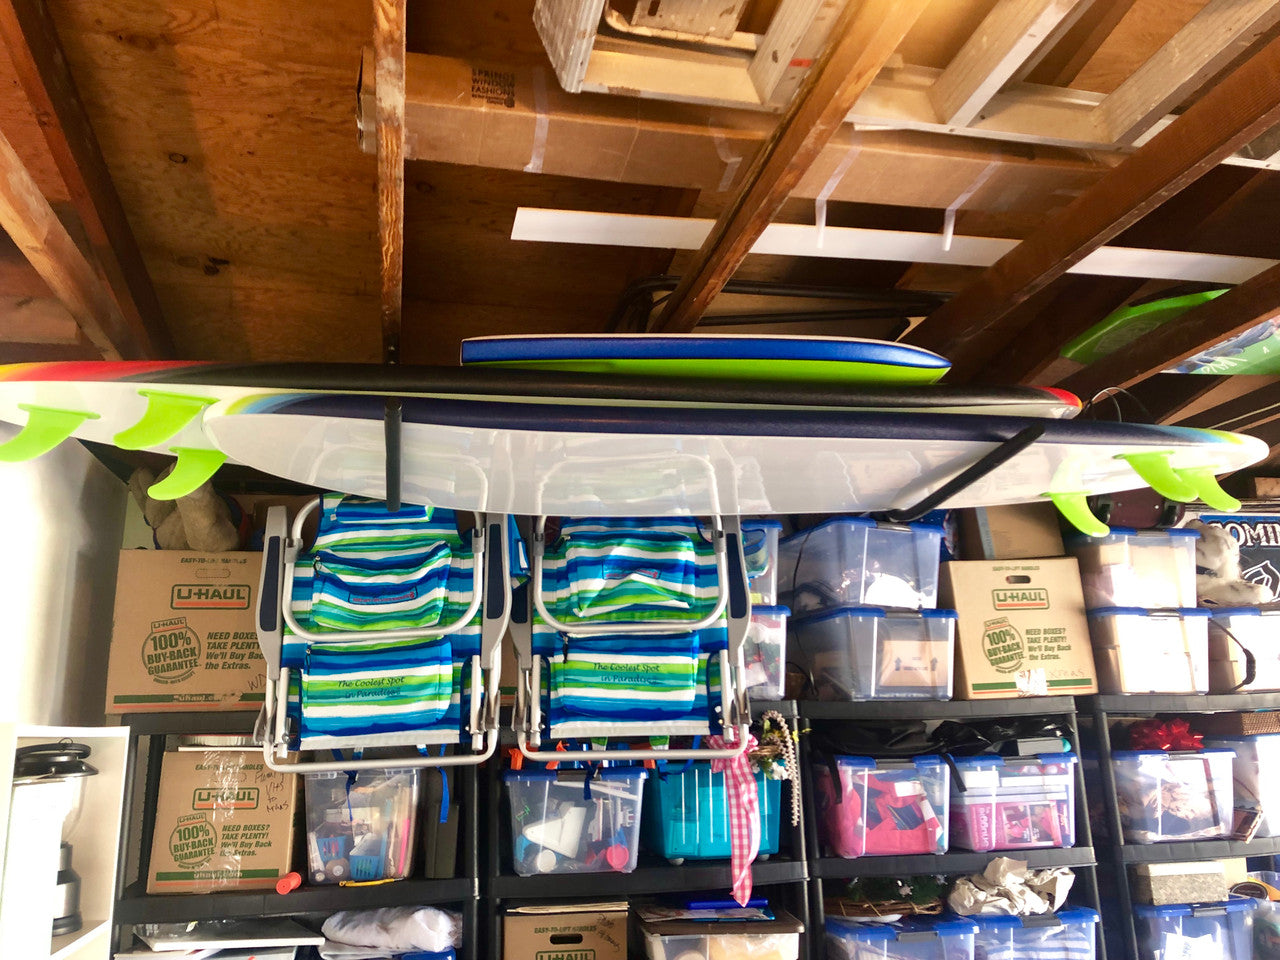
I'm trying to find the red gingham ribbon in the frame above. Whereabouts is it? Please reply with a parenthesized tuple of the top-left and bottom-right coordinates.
(708, 732, 760, 906)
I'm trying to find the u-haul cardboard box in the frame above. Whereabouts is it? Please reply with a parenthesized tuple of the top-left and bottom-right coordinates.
(147, 749, 296, 894)
(503, 903, 627, 960)
(106, 550, 266, 712)
(940, 558, 1097, 699)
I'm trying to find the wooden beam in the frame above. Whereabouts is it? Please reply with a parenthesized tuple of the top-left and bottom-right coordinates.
(373, 0, 407, 364)
(0, 123, 141, 359)
(1097, 0, 1280, 146)
(0, 294, 80, 343)
(905, 31, 1280, 377)
(1061, 262, 1280, 399)
(0, 0, 171, 358)
(1020, 0, 1136, 86)
(650, 0, 929, 333)
(983, 166, 1265, 385)
(930, 0, 1086, 127)
(1179, 378, 1280, 431)
(1160, 374, 1278, 424)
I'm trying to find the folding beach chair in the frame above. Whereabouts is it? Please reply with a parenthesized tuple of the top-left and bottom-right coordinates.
(513, 514, 753, 762)
(255, 493, 520, 773)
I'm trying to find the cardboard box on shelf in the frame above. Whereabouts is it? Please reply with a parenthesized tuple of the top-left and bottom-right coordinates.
(1131, 861, 1229, 906)
(939, 558, 1097, 700)
(503, 903, 628, 960)
(955, 502, 1064, 560)
(106, 550, 266, 713)
(146, 749, 297, 894)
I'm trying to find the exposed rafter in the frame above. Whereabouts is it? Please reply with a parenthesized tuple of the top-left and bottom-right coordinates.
(905, 30, 1280, 380)
(649, 0, 930, 333)
(0, 0, 171, 358)
(1061, 262, 1280, 399)
(373, 0, 407, 364)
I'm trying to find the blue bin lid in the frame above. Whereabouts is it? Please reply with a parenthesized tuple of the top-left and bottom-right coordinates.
(782, 516, 944, 543)
(792, 605, 956, 627)
(954, 752, 1078, 769)
(1111, 748, 1235, 760)
(827, 917, 978, 941)
(742, 519, 783, 531)
(970, 908, 1099, 930)
(1134, 898, 1254, 918)
(836, 754, 944, 770)
(1209, 606, 1264, 618)
(1087, 607, 1211, 618)
(752, 605, 791, 617)
(503, 767, 647, 782)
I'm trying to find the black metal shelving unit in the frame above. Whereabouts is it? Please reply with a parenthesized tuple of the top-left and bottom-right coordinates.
(800, 697, 1106, 960)
(482, 700, 812, 959)
(112, 712, 481, 960)
(1081, 692, 1280, 960)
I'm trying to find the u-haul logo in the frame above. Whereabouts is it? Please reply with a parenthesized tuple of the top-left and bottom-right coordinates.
(992, 587, 1049, 610)
(171, 584, 251, 609)
(536, 952, 594, 960)
(193, 786, 259, 810)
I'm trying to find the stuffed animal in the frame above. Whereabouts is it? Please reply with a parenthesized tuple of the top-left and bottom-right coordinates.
(128, 466, 241, 551)
(1188, 519, 1273, 606)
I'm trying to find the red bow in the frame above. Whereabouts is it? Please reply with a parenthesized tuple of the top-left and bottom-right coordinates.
(1129, 718, 1203, 751)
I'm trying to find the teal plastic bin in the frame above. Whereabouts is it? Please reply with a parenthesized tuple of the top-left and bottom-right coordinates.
(642, 761, 782, 862)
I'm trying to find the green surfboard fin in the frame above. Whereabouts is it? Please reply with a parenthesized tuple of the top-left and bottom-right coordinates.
(1046, 492, 1109, 538)
(148, 447, 227, 500)
(1117, 452, 1199, 502)
(0, 404, 100, 462)
(1175, 466, 1241, 512)
(113, 389, 217, 450)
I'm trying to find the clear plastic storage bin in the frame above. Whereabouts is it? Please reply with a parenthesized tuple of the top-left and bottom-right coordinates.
(972, 909, 1100, 960)
(641, 761, 781, 861)
(791, 607, 955, 701)
(744, 605, 789, 701)
(1134, 898, 1254, 960)
(1067, 527, 1199, 608)
(1086, 608, 1210, 694)
(1203, 734, 1280, 838)
(779, 518, 944, 612)
(825, 916, 978, 960)
(814, 755, 950, 858)
(1209, 607, 1280, 693)
(504, 767, 647, 876)
(950, 753, 1078, 852)
(1111, 749, 1236, 843)
(743, 519, 783, 606)
(640, 908, 803, 960)
(304, 768, 419, 884)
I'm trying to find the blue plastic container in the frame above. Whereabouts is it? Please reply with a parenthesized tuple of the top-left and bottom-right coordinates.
(641, 761, 781, 861)
(971, 908, 1099, 960)
(1134, 898, 1254, 960)
(825, 916, 978, 960)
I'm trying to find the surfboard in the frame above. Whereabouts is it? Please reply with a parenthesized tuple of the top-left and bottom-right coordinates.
(460, 334, 950, 384)
(0, 363, 1081, 500)
(202, 391, 1265, 533)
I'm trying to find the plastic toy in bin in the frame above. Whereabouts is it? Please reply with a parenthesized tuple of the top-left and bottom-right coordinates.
(1111, 749, 1236, 843)
(814, 756, 949, 858)
(505, 766, 646, 876)
(950, 754, 1078, 853)
(304, 768, 419, 884)
(1134, 898, 1254, 960)
(825, 915, 978, 960)
(970, 909, 1099, 960)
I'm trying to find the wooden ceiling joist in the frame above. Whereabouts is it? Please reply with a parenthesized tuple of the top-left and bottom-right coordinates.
(0, 0, 170, 359)
(650, 0, 931, 333)
(929, 0, 1088, 127)
(905, 30, 1280, 380)
(374, 0, 407, 364)
(0, 123, 137, 361)
(1096, 0, 1280, 146)
(1060, 261, 1280, 399)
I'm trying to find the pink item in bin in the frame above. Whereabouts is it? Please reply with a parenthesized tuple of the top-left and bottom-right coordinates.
(814, 756, 949, 858)
(949, 753, 1078, 853)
